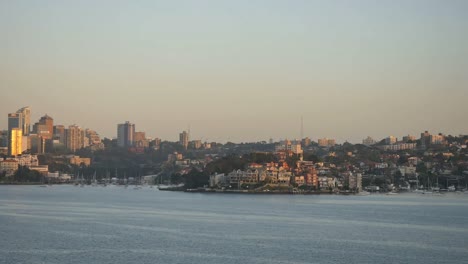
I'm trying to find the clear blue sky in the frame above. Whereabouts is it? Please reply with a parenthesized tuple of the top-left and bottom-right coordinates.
(1, 0, 467, 143)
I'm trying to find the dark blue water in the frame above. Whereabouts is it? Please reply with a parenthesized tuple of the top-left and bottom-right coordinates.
(1, 186, 467, 264)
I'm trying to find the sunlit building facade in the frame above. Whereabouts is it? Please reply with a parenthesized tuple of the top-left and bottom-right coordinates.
(8, 128, 22, 156)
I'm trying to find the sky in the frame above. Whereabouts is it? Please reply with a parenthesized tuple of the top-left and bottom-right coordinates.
(1, 0, 467, 143)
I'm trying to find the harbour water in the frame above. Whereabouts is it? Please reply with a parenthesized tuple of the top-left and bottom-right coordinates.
(0, 185, 467, 264)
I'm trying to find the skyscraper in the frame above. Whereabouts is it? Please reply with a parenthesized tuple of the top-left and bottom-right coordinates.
(117, 121, 135, 147)
(66, 125, 83, 152)
(53, 125, 66, 144)
(8, 128, 22, 156)
(8, 113, 22, 132)
(179, 131, 189, 149)
(16, 106, 31, 136)
(33, 115, 54, 139)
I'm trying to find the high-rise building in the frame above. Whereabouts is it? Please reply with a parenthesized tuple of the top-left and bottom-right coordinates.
(66, 125, 83, 152)
(8, 113, 22, 132)
(420, 131, 431, 148)
(53, 125, 66, 144)
(0, 130, 8, 148)
(8, 128, 22, 156)
(117, 122, 135, 147)
(29, 134, 46, 154)
(179, 131, 189, 149)
(33, 115, 53, 139)
(402, 135, 416, 143)
(16, 106, 31, 136)
(191, 140, 202, 149)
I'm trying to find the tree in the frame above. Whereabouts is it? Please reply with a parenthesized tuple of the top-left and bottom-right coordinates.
(183, 168, 209, 189)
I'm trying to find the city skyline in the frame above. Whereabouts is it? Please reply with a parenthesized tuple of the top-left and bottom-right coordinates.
(1, 1, 467, 142)
(0, 107, 466, 144)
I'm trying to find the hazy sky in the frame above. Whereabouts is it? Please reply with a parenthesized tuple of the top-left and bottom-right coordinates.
(1, 0, 467, 143)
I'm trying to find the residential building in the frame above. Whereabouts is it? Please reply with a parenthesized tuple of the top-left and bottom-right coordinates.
(179, 131, 189, 149)
(191, 140, 202, 149)
(69, 156, 91, 166)
(0, 159, 19, 176)
(318, 176, 336, 189)
(15, 154, 39, 167)
(53, 125, 66, 144)
(402, 135, 416, 142)
(66, 125, 83, 152)
(379, 143, 417, 151)
(275, 140, 303, 157)
(117, 121, 135, 147)
(134, 131, 149, 148)
(294, 176, 305, 185)
(318, 138, 336, 147)
(385, 136, 397, 145)
(344, 172, 362, 191)
(430, 133, 446, 145)
(209, 173, 227, 187)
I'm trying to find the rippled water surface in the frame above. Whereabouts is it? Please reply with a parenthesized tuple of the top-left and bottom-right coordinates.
(1, 185, 467, 264)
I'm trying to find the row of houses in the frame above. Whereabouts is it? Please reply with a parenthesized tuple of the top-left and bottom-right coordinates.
(0, 154, 40, 176)
(209, 165, 362, 191)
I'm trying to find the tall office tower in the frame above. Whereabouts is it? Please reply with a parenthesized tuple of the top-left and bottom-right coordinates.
(33, 115, 54, 139)
(8, 128, 22, 156)
(29, 134, 46, 154)
(0, 130, 8, 148)
(8, 113, 22, 132)
(66, 125, 83, 152)
(53, 125, 66, 144)
(16, 106, 31, 136)
(179, 131, 189, 149)
(117, 121, 135, 147)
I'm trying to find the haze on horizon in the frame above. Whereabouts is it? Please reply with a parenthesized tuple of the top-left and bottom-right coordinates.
(1, 0, 467, 143)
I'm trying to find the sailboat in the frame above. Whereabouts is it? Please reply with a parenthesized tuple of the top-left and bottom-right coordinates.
(101, 170, 109, 187)
(134, 171, 142, 190)
(39, 174, 47, 187)
(91, 171, 98, 186)
(80, 172, 85, 187)
(124, 172, 128, 188)
(74, 172, 79, 186)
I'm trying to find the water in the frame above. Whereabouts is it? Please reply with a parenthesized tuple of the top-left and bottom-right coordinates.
(0, 186, 467, 264)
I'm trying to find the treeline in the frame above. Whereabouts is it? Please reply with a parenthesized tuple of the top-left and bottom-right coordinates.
(0, 166, 43, 183)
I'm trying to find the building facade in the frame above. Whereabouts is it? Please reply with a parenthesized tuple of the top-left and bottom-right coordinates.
(32, 115, 53, 139)
(66, 125, 83, 152)
(117, 121, 135, 147)
(8, 128, 22, 156)
(179, 131, 189, 149)
(16, 106, 31, 136)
